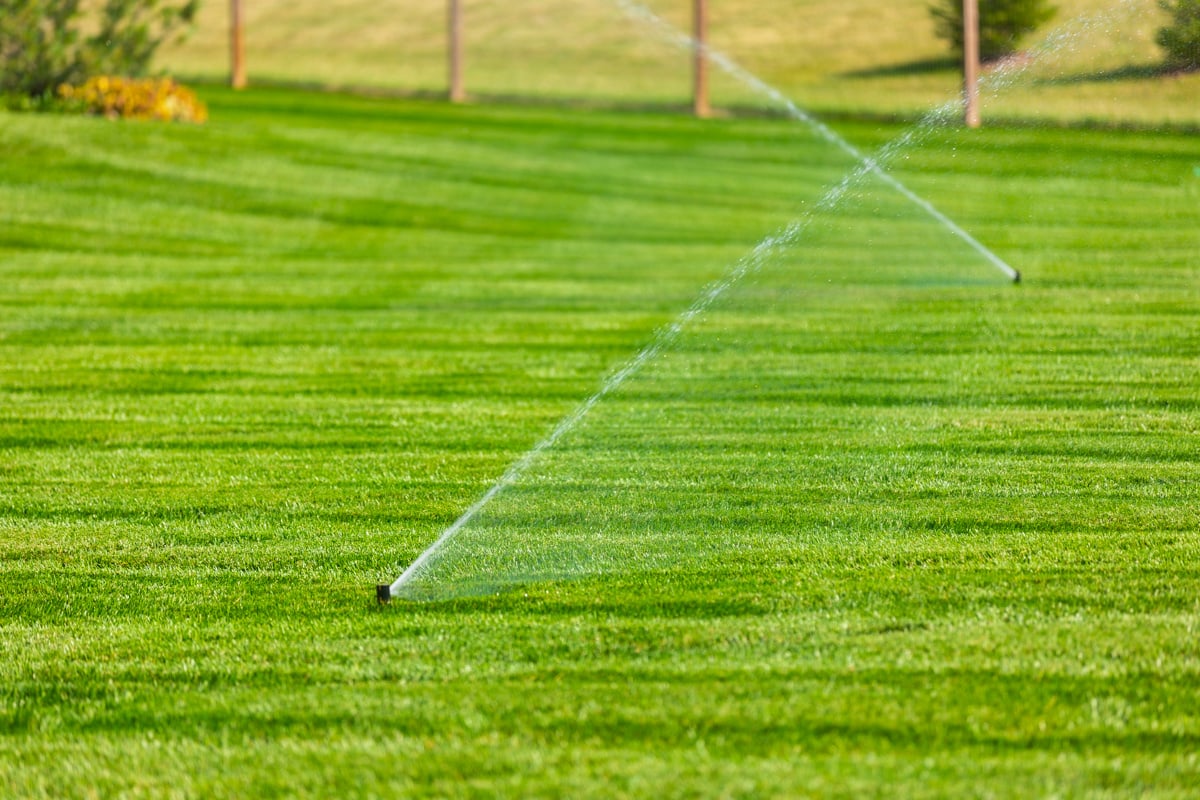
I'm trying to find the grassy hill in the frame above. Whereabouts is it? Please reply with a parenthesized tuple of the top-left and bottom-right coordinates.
(155, 0, 1200, 127)
(2, 84, 1198, 795)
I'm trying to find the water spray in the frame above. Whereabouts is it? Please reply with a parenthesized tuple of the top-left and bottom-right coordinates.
(379, 164, 938, 600)
(613, 0, 1021, 284)
(375, 1, 1148, 600)
(610, 0, 1144, 285)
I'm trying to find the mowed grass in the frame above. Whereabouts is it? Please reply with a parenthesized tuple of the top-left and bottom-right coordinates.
(155, 0, 1200, 128)
(1, 86, 1199, 796)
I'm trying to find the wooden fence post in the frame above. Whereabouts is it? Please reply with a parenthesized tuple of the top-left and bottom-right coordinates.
(693, 0, 710, 117)
(963, 0, 981, 127)
(230, 0, 246, 89)
(449, 0, 465, 102)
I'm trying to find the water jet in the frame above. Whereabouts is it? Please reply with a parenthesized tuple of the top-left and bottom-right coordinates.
(378, 0, 1140, 600)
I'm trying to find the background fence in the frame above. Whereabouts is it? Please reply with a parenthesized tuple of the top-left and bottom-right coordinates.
(155, 0, 1197, 127)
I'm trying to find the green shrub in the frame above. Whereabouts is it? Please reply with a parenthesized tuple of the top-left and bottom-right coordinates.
(930, 0, 1057, 62)
(1157, 0, 1200, 71)
(0, 0, 198, 101)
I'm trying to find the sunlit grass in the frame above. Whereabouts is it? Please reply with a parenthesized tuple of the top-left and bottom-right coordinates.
(1, 86, 1198, 795)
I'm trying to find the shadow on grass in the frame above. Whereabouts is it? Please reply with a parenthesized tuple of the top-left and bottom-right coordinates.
(221, 76, 696, 117)
(193, 73, 1200, 133)
(839, 57, 959, 79)
(839, 56, 1183, 88)
(1035, 63, 1178, 86)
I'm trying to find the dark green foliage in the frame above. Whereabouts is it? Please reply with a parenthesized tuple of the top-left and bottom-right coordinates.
(1157, 0, 1200, 70)
(0, 0, 81, 99)
(930, 0, 1057, 62)
(0, 0, 197, 100)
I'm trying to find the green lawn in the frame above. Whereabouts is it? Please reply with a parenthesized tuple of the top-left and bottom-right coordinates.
(2, 86, 1199, 796)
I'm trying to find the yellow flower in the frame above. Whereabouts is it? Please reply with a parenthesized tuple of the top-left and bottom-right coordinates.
(57, 76, 207, 124)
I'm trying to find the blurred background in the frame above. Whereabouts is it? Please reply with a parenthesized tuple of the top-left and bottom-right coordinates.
(155, 0, 1199, 127)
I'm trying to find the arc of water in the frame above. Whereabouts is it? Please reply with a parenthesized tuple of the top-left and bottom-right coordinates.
(390, 216, 807, 594)
(390, 120, 966, 595)
(386, 1, 1044, 597)
(613, 0, 1020, 282)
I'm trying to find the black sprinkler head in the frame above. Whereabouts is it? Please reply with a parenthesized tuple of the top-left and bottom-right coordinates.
(376, 584, 392, 604)
(1012, 270, 1021, 284)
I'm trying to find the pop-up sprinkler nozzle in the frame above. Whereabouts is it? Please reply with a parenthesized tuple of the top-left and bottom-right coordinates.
(376, 584, 392, 604)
